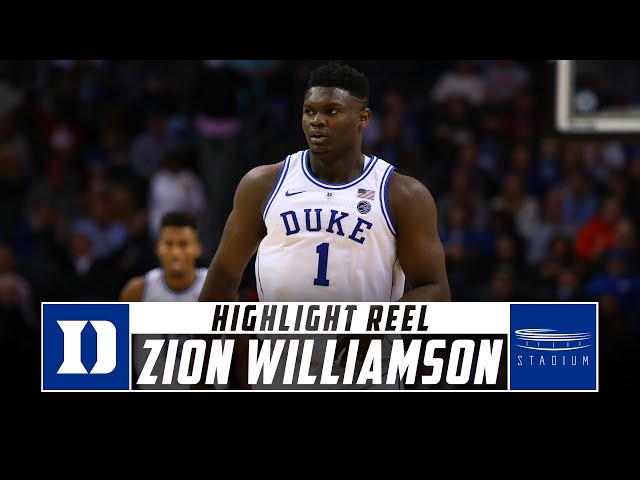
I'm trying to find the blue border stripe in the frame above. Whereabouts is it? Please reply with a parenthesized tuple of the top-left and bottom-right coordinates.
(389, 258, 399, 301)
(379, 164, 396, 236)
(263, 155, 291, 219)
(302, 150, 379, 190)
(256, 251, 264, 297)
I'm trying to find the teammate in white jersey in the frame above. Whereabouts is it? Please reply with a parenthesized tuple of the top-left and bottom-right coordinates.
(197, 63, 451, 389)
(119, 211, 207, 390)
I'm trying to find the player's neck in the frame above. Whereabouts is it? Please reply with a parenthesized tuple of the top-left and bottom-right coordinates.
(163, 269, 197, 292)
(309, 150, 364, 184)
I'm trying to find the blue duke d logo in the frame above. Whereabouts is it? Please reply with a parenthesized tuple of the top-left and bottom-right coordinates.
(42, 304, 130, 391)
(510, 303, 597, 391)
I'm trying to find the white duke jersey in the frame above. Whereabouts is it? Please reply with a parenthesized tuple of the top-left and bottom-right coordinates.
(254, 149, 406, 390)
(141, 267, 208, 301)
(257, 149, 405, 302)
(133, 267, 208, 390)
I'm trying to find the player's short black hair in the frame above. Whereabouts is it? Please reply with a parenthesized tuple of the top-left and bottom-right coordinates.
(307, 63, 369, 105)
(161, 211, 199, 231)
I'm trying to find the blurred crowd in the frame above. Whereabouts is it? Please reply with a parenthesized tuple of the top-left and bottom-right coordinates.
(1, 60, 638, 393)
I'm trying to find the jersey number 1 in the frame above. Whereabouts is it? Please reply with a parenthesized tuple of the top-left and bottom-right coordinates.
(314, 242, 330, 286)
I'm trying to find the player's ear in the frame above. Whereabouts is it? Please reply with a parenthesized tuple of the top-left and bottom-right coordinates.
(359, 108, 371, 130)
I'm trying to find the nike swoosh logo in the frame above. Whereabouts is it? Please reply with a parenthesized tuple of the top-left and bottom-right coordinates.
(285, 190, 305, 196)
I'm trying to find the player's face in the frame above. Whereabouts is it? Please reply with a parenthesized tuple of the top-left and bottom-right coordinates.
(302, 87, 369, 154)
(156, 226, 202, 276)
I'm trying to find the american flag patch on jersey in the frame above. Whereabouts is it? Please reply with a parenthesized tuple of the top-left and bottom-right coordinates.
(357, 188, 375, 200)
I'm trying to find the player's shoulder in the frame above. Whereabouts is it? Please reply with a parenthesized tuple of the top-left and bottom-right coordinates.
(118, 275, 146, 302)
(236, 155, 293, 207)
(241, 149, 299, 190)
(242, 150, 302, 186)
(387, 170, 435, 207)
(241, 161, 284, 188)
(385, 170, 438, 230)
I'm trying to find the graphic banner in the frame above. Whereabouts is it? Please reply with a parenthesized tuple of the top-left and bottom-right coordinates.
(41, 302, 598, 392)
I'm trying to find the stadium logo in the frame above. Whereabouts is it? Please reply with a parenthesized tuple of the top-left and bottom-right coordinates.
(42, 304, 130, 391)
(514, 328, 592, 351)
(509, 304, 597, 391)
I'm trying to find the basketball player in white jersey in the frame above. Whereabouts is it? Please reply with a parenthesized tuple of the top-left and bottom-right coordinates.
(196, 63, 451, 389)
(119, 210, 208, 390)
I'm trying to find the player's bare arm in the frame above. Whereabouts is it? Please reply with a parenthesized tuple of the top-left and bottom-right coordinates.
(199, 162, 283, 302)
(388, 172, 451, 302)
(118, 276, 145, 302)
(195, 161, 283, 389)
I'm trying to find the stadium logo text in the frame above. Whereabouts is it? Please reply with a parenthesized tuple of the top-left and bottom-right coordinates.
(509, 303, 597, 391)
